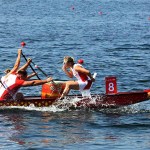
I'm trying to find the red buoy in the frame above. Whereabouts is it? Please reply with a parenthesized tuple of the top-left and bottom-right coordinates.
(21, 42, 26, 47)
(78, 59, 84, 64)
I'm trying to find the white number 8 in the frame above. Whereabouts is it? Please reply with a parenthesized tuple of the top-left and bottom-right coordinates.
(108, 82, 114, 92)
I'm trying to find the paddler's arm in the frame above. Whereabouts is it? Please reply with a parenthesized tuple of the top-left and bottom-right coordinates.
(17, 58, 32, 72)
(8, 49, 22, 75)
(75, 65, 95, 82)
(26, 72, 37, 79)
(22, 77, 53, 87)
(87, 72, 95, 82)
(62, 64, 73, 78)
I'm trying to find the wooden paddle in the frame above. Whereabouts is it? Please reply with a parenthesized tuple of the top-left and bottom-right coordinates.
(20, 42, 62, 97)
(21, 42, 50, 78)
(31, 61, 49, 77)
(20, 42, 41, 80)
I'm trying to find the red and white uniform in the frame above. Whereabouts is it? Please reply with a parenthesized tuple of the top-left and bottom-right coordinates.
(71, 64, 92, 91)
(0, 73, 24, 100)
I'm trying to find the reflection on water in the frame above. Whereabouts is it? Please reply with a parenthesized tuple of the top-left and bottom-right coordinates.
(0, 110, 26, 146)
(0, 110, 95, 148)
(0, 103, 150, 149)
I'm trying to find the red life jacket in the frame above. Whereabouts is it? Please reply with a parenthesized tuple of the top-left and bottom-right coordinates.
(0, 73, 24, 100)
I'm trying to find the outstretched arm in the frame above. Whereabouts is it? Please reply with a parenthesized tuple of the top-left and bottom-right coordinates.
(26, 72, 37, 79)
(22, 77, 53, 87)
(8, 49, 22, 75)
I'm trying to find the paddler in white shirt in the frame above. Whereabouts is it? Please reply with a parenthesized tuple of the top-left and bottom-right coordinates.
(0, 49, 53, 101)
(60, 56, 95, 99)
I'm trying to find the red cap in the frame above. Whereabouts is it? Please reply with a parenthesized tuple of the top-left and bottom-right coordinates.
(78, 59, 84, 64)
(21, 42, 26, 47)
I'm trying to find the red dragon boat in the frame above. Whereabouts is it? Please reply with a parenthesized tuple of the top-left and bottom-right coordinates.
(0, 78, 150, 109)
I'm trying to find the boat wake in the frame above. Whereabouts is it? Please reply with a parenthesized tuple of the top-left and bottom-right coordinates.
(98, 102, 150, 114)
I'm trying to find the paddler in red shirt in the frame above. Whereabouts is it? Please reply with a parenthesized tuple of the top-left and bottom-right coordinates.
(0, 49, 53, 101)
(4, 59, 37, 80)
(60, 56, 95, 99)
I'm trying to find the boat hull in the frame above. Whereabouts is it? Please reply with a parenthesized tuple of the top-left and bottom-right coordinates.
(0, 91, 149, 109)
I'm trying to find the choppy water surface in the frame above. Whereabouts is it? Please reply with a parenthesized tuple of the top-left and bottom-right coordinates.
(0, 0, 150, 149)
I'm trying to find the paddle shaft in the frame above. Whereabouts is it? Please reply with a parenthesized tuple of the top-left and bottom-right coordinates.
(20, 46, 60, 94)
(21, 52, 41, 80)
(31, 61, 49, 77)
(29, 61, 62, 96)
(31, 61, 60, 95)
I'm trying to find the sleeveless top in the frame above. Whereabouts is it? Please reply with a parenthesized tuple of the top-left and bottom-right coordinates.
(71, 64, 90, 82)
(71, 64, 92, 90)
(0, 73, 24, 100)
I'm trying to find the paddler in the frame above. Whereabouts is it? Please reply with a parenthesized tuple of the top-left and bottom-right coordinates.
(4, 59, 37, 80)
(60, 56, 95, 99)
(0, 49, 53, 101)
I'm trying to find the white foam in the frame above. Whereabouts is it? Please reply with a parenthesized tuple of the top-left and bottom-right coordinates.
(0, 96, 149, 113)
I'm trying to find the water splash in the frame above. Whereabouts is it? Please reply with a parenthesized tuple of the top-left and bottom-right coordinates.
(0, 97, 82, 112)
(0, 97, 150, 113)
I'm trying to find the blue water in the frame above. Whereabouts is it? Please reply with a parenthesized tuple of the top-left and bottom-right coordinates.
(0, 0, 150, 149)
